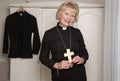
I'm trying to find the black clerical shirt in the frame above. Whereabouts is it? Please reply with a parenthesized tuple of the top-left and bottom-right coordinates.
(40, 23, 89, 81)
(3, 11, 40, 58)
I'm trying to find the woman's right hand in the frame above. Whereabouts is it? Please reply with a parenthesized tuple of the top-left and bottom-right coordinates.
(53, 60, 73, 70)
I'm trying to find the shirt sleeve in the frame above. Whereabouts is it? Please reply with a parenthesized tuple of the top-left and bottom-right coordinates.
(32, 17, 41, 54)
(39, 31, 55, 69)
(77, 29, 89, 61)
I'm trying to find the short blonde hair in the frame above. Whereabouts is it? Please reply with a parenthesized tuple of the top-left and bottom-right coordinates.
(56, 1, 79, 22)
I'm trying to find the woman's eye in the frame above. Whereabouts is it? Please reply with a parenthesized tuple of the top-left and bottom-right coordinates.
(65, 13, 69, 15)
(71, 15, 75, 17)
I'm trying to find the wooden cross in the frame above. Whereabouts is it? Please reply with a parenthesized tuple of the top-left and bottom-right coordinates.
(64, 49, 74, 62)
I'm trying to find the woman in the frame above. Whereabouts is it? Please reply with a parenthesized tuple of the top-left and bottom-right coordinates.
(39, 1, 89, 81)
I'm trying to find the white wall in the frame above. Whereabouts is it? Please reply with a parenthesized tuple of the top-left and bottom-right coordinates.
(0, 0, 10, 62)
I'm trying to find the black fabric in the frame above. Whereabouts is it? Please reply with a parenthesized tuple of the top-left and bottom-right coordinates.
(2, 11, 41, 58)
(39, 22, 89, 81)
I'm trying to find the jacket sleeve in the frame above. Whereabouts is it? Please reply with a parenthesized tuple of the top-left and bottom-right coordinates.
(77, 29, 89, 61)
(2, 16, 9, 54)
(39, 31, 55, 69)
(32, 17, 41, 54)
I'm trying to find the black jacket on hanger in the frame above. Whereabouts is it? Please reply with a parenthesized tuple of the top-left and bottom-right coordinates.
(2, 11, 41, 58)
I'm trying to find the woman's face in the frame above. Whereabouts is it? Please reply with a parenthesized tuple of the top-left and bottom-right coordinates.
(59, 7, 76, 27)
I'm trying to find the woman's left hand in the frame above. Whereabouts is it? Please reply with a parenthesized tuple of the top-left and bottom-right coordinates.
(72, 55, 84, 64)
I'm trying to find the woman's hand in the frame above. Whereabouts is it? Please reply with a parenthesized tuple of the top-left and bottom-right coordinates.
(72, 55, 84, 64)
(53, 60, 73, 70)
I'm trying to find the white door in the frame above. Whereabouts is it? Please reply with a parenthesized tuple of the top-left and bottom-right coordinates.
(41, 8, 104, 81)
(10, 7, 104, 81)
(10, 8, 42, 81)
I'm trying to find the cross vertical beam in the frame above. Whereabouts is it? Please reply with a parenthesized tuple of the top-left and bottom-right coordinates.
(64, 49, 74, 62)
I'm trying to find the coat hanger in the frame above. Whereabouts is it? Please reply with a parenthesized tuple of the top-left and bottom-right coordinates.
(17, 0, 25, 12)
(17, 7, 25, 12)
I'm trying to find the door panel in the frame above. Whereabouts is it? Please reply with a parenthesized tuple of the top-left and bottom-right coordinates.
(77, 8, 104, 81)
(10, 8, 42, 81)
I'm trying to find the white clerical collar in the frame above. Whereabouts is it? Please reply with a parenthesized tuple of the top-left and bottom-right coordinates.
(62, 27, 67, 30)
(59, 23, 68, 30)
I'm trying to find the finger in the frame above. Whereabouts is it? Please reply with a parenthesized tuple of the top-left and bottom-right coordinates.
(77, 58, 84, 64)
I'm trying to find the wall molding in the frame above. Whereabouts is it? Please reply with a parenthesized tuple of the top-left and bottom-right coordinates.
(10, 1, 104, 8)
